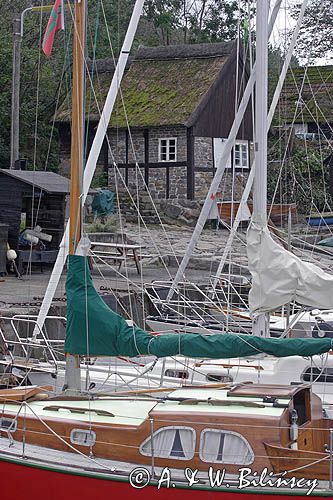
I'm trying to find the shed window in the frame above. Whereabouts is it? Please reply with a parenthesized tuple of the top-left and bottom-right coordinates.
(70, 429, 96, 447)
(234, 143, 248, 168)
(140, 426, 195, 460)
(159, 138, 177, 162)
(200, 429, 254, 464)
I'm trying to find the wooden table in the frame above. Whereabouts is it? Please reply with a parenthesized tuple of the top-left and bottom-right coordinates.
(90, 241, 143, 274)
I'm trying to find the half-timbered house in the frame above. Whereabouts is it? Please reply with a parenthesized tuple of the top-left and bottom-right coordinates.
(56, 41, 253, 201)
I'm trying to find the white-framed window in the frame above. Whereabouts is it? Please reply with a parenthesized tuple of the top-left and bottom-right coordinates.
(70, 429, 96, 447)
(199, 429, 254, 464)
(158, 138, 177, 162)
(213, 138, 249, 170)
(164, 369, 189, 379)
(234, 142, 248, 168)
(302, 367, 333, 383)
(140, 426, 195, 460)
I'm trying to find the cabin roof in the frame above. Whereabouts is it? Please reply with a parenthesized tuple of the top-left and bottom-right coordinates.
(4, 399, 157, 426)
(0, 169, 70, 194)
(55, 41, 236, 128)
(152, 388, 286, 417)
(275, 65, 333, 124)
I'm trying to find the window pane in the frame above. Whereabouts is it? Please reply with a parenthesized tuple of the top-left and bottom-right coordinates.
(140, 427, 195, 459)
(200, 429, 253, 464)
(70, 429, 96, 447)
(170, 429, 185, 457)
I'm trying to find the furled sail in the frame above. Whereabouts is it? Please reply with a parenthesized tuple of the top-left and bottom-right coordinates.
(247, 223, 333, 316)
(65, 255, 333, 358)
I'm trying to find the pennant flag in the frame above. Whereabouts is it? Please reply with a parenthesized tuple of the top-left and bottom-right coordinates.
(42, 0, 65, 57)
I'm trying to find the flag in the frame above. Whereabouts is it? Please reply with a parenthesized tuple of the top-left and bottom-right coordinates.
(42, 0, 65, 57)
(242, 18, 250, 45)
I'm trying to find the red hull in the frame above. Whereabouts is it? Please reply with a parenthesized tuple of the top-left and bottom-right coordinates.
(1, 456, 331, 500)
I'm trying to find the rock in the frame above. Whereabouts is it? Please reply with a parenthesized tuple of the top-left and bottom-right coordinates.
(161, 203, 183, 219)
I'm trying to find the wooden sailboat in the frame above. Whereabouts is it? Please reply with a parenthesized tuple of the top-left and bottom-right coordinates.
(1, 1, 333, 498)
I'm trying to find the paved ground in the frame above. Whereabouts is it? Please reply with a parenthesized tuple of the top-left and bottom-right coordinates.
(0, 222, 332, 309)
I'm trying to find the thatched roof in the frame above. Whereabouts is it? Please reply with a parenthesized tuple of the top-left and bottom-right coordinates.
(56, 41, 236, 128)
(276, 65, 333, 125)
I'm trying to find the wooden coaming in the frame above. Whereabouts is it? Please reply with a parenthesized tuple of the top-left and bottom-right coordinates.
(1, 385, 332, 480)
(1, 406, 280, 475)
(264, 442, 330, 480)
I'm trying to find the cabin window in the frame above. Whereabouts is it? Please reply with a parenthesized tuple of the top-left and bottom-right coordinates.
(70, 429, 96, 447)
(165, 369, 189, 379)
(206, 374, 233, 383)
(158, 138, 177, 162)
(0, 418, 17, 433)
(234, 143, 248, 168)
(200, 429, 254, 464)
(140, 426, 195, 460)
(302, 367, 333, 383)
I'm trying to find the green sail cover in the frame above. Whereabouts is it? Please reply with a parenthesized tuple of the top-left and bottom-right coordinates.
(65, 255, 333, 358)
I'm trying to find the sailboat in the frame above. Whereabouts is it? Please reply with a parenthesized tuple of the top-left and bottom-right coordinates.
(2, 1, 333, 498)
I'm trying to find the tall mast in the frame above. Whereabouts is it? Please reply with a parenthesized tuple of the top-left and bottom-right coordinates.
(252, 0, 269, 338)
(253, 0, 268, 225)
(69, 0, 86, 254)
(65, 0, 86, 392)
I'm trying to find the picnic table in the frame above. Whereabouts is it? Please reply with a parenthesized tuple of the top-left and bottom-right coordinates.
(90, 241, 143, 274)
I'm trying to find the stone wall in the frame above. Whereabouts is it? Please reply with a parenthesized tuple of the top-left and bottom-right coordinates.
(107, 126, 251, 203)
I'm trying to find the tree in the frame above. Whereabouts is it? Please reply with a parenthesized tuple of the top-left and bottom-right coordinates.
(144, 0, 252, 45)
(291, 0, 333, 60)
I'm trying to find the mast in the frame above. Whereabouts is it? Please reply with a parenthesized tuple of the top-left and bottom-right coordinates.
(33, 0, 145, 340)
(252, 0, 269, 338)
(65, 0, 86, 392)
(166, 0, 283, 303)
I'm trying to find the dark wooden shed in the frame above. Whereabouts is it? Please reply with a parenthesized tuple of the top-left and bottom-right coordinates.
(0, 169, 70, 252)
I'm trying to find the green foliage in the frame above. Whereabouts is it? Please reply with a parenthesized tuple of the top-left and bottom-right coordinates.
(291, 0, 333, 60)
(84, 215, 118, 233)
(267, 139, 332, 214)
(91, 168, 108, 188)
(144, 0, 254, 45)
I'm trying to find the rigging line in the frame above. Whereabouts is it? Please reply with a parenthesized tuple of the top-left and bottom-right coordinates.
(89, 255, 132, 319)
(69, 1, 184, 286)
(33, 24, 73, 231)
(108, 163, 175, 280)
(25, 0, 46, 302)
(98, 3, 190, 273)
(84, 0, 101, 165)
(288, 66, 333, 139)
(21, 402, 118, 472)
(91, 245, 250, 337)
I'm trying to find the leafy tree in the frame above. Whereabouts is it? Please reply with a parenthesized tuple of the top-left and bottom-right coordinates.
(291, 0, 333, 60)
(267, 138, 332, 214)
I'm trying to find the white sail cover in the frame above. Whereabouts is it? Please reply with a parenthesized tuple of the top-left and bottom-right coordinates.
(247, 223, 333, 316)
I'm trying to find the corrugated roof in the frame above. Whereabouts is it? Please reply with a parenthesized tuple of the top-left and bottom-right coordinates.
(0, 169, 70, 194)
(56, 41, 235, 127)
(275, 65, 333, 124)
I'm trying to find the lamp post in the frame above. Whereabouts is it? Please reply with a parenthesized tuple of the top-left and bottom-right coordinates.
(10, 5, 57, 169)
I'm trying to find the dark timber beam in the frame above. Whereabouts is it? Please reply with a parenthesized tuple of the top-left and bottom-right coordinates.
(144, 129, 149, 186)
(187, 127, 195, 200)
